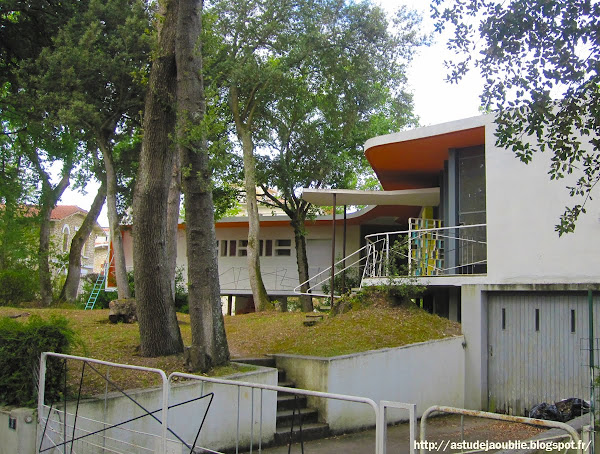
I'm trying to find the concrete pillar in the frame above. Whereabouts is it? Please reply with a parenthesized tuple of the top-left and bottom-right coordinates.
(460, 284, 487, 410)
(448, 287, 460, 322)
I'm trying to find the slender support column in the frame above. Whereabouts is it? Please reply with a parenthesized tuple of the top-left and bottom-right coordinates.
(342, 205, 347, 294)
(330, 194, 337, 303)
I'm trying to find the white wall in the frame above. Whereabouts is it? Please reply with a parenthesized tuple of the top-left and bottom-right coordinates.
(38, 366, 277, 454)
(484, 115, 600, 284)
(274, 336, 465, 432)
(0, 408, 36, 454)
(212, 224, 361, 293)
(121, 222, 362, 294)
(459, 284, 488, 410)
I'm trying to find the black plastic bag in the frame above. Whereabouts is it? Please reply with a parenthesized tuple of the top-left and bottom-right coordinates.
(530, 398, 590, 422)
(529, 402, 562, 421)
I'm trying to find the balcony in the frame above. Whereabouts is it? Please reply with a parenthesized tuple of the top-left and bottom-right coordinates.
(363, 219, 487, 280)
(294, 219, 487, 298)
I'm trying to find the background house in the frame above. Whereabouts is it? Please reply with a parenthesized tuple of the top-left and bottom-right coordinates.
(50, 205, 103, 279)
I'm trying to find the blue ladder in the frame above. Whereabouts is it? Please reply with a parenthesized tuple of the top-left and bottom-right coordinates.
(85, 255, 110, 310)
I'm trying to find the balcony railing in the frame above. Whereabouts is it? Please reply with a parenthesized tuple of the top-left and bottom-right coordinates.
(363, 220, 487, 279)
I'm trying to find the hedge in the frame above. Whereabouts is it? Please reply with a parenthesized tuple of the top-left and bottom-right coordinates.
(0, 315, 76, 407)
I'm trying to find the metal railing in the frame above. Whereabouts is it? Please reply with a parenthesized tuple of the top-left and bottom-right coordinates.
(293, 244, 372, 298)
(38, 352, 170, 454)
(364, 223, 487, 279)
(37, 353, 418, 454)
(420, 405, 583, 454)
(169, 371, 386, 454)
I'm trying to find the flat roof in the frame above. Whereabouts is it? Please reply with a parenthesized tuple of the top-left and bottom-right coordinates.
(300, 187, 440, 207)
(364, 116, 487, 190)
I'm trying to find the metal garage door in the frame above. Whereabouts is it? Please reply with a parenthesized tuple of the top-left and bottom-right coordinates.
(487, 291, 599, 416)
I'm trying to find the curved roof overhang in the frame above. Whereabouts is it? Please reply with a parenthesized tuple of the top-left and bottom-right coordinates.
(365, 122, 486, 190)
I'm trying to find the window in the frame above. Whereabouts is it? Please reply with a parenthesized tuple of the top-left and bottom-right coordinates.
(570, 309, 576, 333)
(535, 308, 540, 332)
(501, 308, 506, 330)
(238, 240, 248, 256)
(220, 240, 228, 257)
(229, 240, 237, 257)
(275, 239, 291, 256)
(259, 239, 273, 257)
(62, 225, 70, 252)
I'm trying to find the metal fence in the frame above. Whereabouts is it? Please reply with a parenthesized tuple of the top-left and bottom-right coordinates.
(37, 352, 417, 454)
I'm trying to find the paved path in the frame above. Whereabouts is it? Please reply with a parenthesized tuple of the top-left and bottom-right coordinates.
(248, 414, 545, 454)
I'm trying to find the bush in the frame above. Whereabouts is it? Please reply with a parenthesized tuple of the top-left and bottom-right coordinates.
(0, 267, 38, 306)
(0, 315, 76, 407)
(331, 284, 425, 315)
(174, 267, 188, 313)
(321, 266, 361, 296)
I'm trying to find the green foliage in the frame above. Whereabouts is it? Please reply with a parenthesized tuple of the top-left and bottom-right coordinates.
(432, 0, 600, 234)
(77, 271, 135, 309)
(321, 266, 362, 296)
(388, 237, 411, 277)
(0, 315, 76, 407)
(0, 199, 40, 306)
(76, 270, 191, 312)
(331, 284, 425, 316)
(0, 267, 38, 305)
(173, 266, 189, 313)
(77, 274, 118, 309)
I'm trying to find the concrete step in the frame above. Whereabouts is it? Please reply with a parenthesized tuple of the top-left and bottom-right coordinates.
(274, 422, 330, 445)
(276, 407, 319, 427)
(277, 394, 307, 411)
(277, 380, 296, 392)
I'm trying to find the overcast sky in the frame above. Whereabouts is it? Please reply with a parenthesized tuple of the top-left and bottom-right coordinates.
(59, 0, 484, 226)
(381, 0, 484, 126)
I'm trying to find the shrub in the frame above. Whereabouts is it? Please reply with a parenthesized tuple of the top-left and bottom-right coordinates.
(0, 315, 76, 407)
(331, 284, 425, 315)
(321, 266, 361, 296)
(0, 267, 38, 306)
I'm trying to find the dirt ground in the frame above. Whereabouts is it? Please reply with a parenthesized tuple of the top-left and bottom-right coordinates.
(255, 414, 546, 454)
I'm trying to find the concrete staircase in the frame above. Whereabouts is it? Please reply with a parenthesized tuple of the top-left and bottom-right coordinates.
(236, 358, 330, 446)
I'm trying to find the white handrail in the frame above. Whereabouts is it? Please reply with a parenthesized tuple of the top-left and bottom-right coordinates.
(293, 239, 386, 297)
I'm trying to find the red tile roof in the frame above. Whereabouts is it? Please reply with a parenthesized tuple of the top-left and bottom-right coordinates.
(50, 205, 88, 220)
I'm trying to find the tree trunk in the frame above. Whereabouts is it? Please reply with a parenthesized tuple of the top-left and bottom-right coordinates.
(291, 213, 313, 312)
(37, 200, 54, 306)
(167, 151, 181, 299)
(230, 99, 270, 311)
(177, 0, 229, 371)
(133, 0, 183, 357)
(242, 135, 271, 311)
(30, 152, 72, 306)
(99, 137, 131, 299)
(58, 180, 106, 303)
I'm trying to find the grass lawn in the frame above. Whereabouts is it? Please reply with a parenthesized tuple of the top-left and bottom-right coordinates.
(0, 301, 460, 393)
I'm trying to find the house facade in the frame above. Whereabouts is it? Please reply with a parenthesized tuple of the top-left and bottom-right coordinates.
(50, 205, 103, 278)
(120, 207, 398, 312)
(358, 114, 600, 415)
(115, 113, 599, 415)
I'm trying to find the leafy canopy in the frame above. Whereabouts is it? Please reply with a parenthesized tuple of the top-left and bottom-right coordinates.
(432, 0, 600, 234)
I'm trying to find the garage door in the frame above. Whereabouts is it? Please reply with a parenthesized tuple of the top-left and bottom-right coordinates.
(487, 291, 599, 416)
